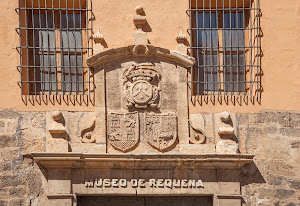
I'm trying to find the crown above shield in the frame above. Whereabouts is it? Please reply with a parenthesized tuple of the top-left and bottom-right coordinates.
(125, 63, 160, 83)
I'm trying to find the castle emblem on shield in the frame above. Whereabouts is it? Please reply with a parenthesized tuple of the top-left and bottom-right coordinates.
(123, 63, 161, 108)
(145, 113, 177, 151)
(107, 112, 139, 152)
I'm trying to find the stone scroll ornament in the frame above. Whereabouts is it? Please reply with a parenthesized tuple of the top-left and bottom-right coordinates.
(107, 112, 139, 152)
(145, 113, 177, 151)
(123, 63, 161, 109)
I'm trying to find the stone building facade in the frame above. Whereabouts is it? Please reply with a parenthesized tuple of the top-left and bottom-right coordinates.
(0, 0, 299, 205)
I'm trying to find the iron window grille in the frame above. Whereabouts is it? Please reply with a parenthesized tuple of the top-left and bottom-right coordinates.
(16, 0, 94, 105)
(187, 0, 261, 104)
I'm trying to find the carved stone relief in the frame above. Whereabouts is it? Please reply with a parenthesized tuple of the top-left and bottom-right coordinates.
(145, 113, 177, 151)
(216, 111, 238, 154)
(123, 63, 161, 108)
(107, 112, 139, 152)
(46, 111, 69, 152)
(189, 114, 206, 144)
(79, 113, 96, 143)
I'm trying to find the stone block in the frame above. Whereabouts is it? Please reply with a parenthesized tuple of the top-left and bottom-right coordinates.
(0, 110, 19, 119)
(20, 139, 45, 155)
(71, 143, 106, 153)
(48, 169, 71, 194)
(133, 32, 148, 45)
(48, 198, 72, 206)
(179, 144, 215, 154)
(216, 140, 238, 154)
(218, 182, 240, 195)
(218, 199, 241, 206)
(0, 175, 25, 187)
(26, 171, 43, 196)
(0, 135, 17, 147)
(46, 139, 69, 153)
(9, 187, 26, 196)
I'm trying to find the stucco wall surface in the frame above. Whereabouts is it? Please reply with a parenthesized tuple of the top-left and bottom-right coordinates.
(0, 0, 299, 112)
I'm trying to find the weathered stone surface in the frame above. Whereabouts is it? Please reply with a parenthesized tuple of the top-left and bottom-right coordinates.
(179, 144, 215, 154)
(9, 187, 26, 196)
(0, 175, 25, 187)
(216, 140, 238, 154)
(0, 100, 299, 206)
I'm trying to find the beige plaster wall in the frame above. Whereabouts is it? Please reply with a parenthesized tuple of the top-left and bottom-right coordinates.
(0, 0, 299, 113)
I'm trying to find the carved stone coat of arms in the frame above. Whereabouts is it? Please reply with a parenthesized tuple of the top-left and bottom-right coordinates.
(145, 113, 177, 151)
(107, 112, 139, 152)
(123, 63, 161, 108)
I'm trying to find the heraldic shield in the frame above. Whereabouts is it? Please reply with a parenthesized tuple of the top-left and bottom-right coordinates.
(107, 112, 139, 152)
(145, 113, 177, 151)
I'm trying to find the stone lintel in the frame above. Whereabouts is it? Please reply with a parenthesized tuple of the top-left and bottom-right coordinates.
(32, 153, 254, 169)
(86, 45, 195, 69)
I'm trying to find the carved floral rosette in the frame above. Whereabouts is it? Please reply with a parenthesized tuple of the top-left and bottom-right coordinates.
(107, 112, 139, 152)
(145, 113, 177, 151)
(123, 63, 161, 108)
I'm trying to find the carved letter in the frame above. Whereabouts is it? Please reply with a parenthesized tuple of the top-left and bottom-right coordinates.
(131, 179, 138, 187)
(112, 179, 119, 187)
(149, 179, 156, 187)
(119, 179, 127, 187)
(197, 180, 204, 188)
(182, 179, 188, 188)
(173, 179, 181, 188)
(157, 179, 164, 188)
(85, 179, 94, 187)
(165, 179, 172, 188)
(188, 179, 196, 188)
(139, 179, 146, 188)
(95, 178, 102, 187)
(103, 179, 111, 187)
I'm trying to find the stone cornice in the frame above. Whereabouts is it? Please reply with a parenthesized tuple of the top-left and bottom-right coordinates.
(32, 153, 254, 170)
(86, 45, 195, 69)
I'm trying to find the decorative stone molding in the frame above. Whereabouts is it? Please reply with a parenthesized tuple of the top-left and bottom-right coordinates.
(93, 29, 105, 53)
(216, 111, 238, 154)
(87, 45, 195, 68)
(47, 111, 66, 134)
(189, 114, 206, 144)
(32, 153, 254, 169)
(123, 63, 161, 108)
(133, 5, 148, 45)
(176, 29, 188, 55)
(79, 113, 96, 143)
(46, 111, 68, 152)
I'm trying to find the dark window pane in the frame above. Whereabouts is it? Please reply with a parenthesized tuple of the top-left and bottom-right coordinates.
(224, 53, 245, 92)
(61, 14, 82, 51)
(197, 13, 218, 49)
(223, 13, 245, 50)
(36, 54, 56, 91)
(197, 53, 218, 91)
(33, 13, 55, 51)
(62, 54, 83, 92)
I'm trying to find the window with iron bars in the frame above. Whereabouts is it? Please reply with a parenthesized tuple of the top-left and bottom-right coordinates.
(16, 0, 93, 105)
(187, 0, 261, 103)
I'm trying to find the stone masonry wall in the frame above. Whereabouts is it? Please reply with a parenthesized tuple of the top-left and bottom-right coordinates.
(0, 109, 299, 205)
